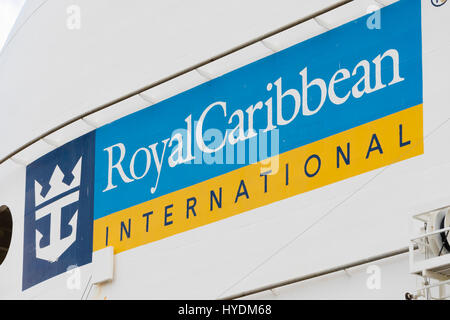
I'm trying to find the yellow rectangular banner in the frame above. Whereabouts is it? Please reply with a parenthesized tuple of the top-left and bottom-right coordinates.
(94, 104, 423, 254)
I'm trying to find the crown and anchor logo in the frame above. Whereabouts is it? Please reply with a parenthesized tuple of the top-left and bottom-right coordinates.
(34, 157, 82, 263)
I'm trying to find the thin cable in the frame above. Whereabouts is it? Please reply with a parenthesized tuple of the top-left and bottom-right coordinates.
(80, 274, 92, 300)
(217, 165, 390, 298)
(217, 113, 450, 299)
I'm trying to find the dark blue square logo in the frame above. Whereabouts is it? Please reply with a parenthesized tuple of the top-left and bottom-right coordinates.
(22, 131, 95, 290)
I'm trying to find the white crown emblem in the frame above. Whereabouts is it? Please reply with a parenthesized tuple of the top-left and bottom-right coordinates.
(34, 157, 82, 262)
(34, 157, 82, 206)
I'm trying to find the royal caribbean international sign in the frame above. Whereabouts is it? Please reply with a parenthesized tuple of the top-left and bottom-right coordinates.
(23, 0, 423, 290)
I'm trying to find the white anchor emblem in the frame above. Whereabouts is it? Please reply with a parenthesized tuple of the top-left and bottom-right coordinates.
(34, 158, 82, 263)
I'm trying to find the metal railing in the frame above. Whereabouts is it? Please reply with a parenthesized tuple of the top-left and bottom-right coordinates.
(0, 0, 355, 165)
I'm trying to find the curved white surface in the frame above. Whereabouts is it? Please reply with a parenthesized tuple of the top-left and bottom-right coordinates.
(1, 0, 450, 300)
(0, 0, 343, 161)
